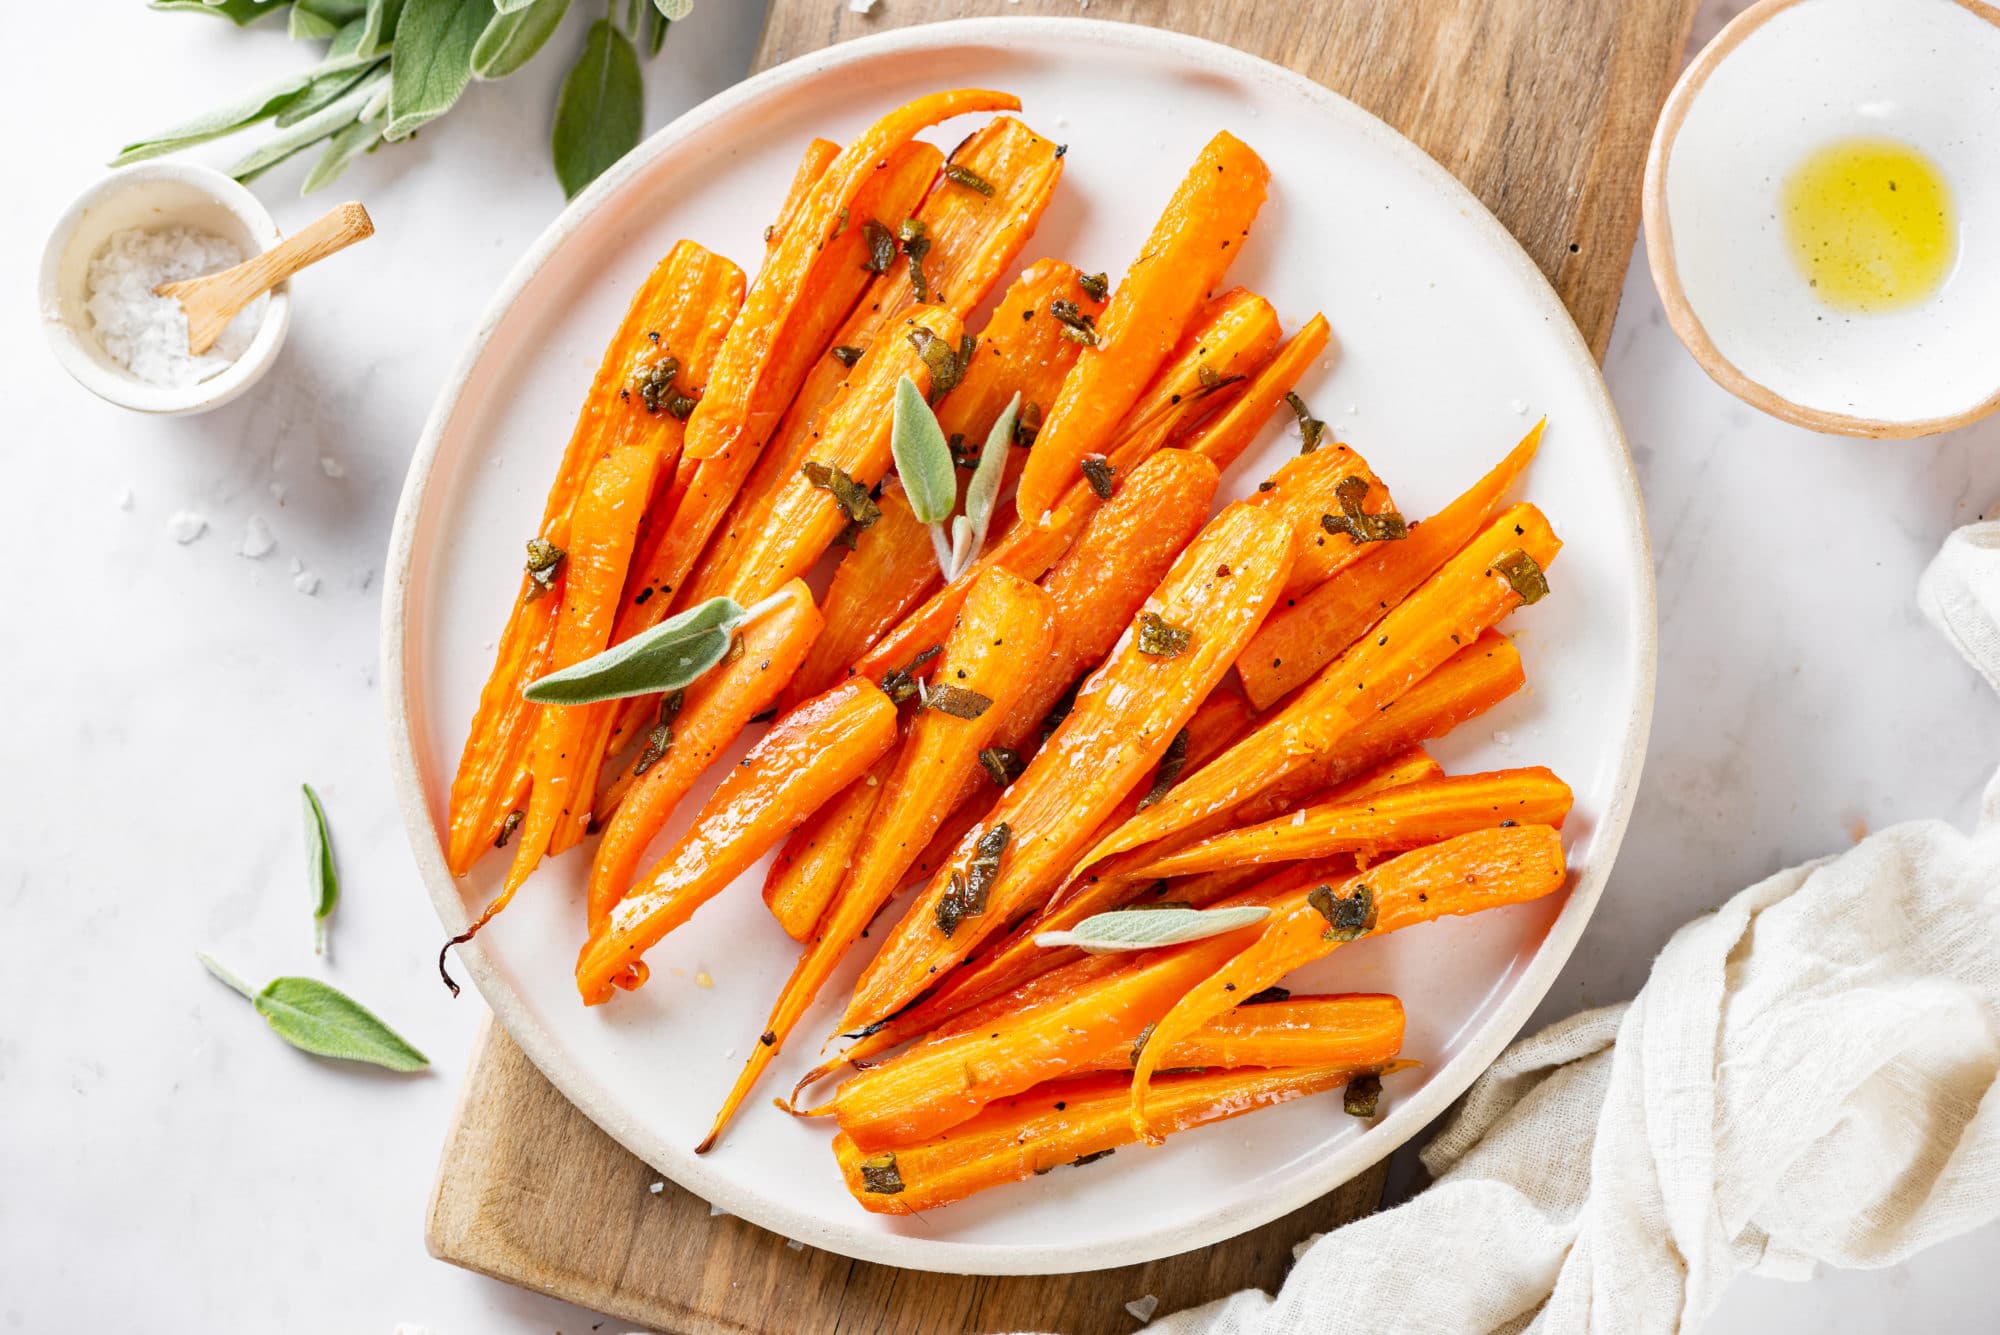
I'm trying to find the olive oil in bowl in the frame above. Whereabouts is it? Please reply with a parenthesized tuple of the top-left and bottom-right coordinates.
(1783, 136, 1956, 313)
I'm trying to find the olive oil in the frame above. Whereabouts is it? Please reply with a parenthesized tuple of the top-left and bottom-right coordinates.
(1783, 136, 1955, 312)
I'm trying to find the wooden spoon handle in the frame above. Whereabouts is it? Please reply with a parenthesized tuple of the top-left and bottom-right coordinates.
(159, 202, 375, 355)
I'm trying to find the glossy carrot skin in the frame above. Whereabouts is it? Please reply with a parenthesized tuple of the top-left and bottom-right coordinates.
(584, 582, 823, 928)
(1084, 503, 1561, 866)
(1238, 421, 1545, 709)
(445, 243, 745, 876)
(843, 502, 1297, 1031)
(851, 287, 1280, 685)
(832, 1064, 1368, 1213)
(936, 259, 1103, 444)
(765, 138, 842, 257)
(1185, 314, 1332, 471)
(762, 751, 896, 942)
(1132, 767, 1574, 879)
(1246, 441, 1399, 598)
(781, 481, 935, 707)
(1014, 131, 1271, 520)
(576, 679, 901, 1003)
(682, 89, 1020, 465)
(701, 570, 1056, 1151)
(1129, 824, 1568, 1135)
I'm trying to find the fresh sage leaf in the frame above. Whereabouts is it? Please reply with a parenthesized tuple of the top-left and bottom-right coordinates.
(303, 117, 386, 192)
(230, 70, 386, 181)
(653, 0, 693, 17)
(152, 0, 290, 25)
(302, 783, 339, 955)
(492, 0, 541, 10)
(524, 593, 785, 705)
(198, 953, 428, 1072)
(357, 0, 407, 55)
(111, 70, 318, 165)
(551, 18, 643, 199)
(291, 3, 341, 40)
(385, 0, 491, 142)
(276, 59, 382, 128)
(1032, 904, 1270, 954)
(892, 375, 956, 525)
(952, 392, 1017, 577)
(472, 0, 570, 80)
(642, 0, 667, 55)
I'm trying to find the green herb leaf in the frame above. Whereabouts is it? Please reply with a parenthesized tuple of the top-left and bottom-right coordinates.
(1321, 475, 1408, 544)
(111, 70, 318, 165)
(1135, 610, 1192, 658)
(275, 58, 381, 128)
(942, 162, 995, 195)
(230, 69, 387, 181)
(879, 645, 941, 705)
(291, 4, 342, 42)
(1490, 548, 1550, 605)
(642, 0, 667, 57)
(550, 17, 643, 198)
(302, 783, 339, 955)
(1079, 453, 1115, 500)
(859, 1150, 904, 1194)
(198, 954, 428, 1072)
(953, 393, 1018, 577)
(802, 461, 882, 528)
(523, 593, 782, 705)
(919, 681, 993, 720)
(1308, 883, 1377, 941)
(1344, 1072, 1383, 1117)
(472, 0, 570, 79)
(653, 0, 694, 16)
(358, 0, 407, 55)
(1033, 905, 1270, 954)
(151, 0, 290, 26)
(385, 0, 491, 142)
(892, 375, 957, 524)
(1078, 271, 1109, 303)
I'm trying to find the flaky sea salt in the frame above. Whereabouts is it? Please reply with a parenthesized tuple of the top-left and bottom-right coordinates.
(166, 510, 208, 544)
(85, 225, 266, 388)
(1124, 1294, 1159, 1322)
(293, 568, 321, 596)
(319, 456, 346, 479)
(239, 516, 275, 558)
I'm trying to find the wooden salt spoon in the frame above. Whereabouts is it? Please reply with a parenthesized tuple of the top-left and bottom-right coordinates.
(156, 201, 376, 355)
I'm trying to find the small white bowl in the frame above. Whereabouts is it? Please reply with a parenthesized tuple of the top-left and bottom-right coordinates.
(1644, 0, 2000, 437)
(38, 162, 292, 416)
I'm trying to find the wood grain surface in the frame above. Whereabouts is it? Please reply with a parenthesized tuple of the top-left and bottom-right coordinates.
(426, 1, 1699, 1330)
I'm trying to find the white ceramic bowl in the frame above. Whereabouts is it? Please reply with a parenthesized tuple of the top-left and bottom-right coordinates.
(38, 161, 291, 415)
(1644, 0, 2000, 437)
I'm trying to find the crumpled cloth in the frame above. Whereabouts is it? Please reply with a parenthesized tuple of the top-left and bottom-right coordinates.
(1143, 522, 2000, 1335)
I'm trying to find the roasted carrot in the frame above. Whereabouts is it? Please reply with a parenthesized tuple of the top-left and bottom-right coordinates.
(1237, 420, 1545, 709)
(576, 678, 902, 1003)
(1131, 767, 1574, 880)
(444, 243, 745, 876)
(833, 1063, 1376, 1213)
(851, 287, 1280, 685)
(1245, 441, 1400, 598)
(1129, 824, 1567, 1136)
(700, 569, 1056, 1150)
(762, 751, 897, 942)
(1082, 503, 1561, 866)
(1185, 314, 1333, 471)
(1014, 132, 1271, 520)
(682, 88, 1018, 465)
(584, 581, 823, 928)
(936, 259, 1103, 445)
(780, 481, 936, 708)
(843, 502, 1297, 1031)
(765, 138, 841, 257)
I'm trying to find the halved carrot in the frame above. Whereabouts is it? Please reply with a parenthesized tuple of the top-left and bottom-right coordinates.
(1238, 420, 1545, 710)
(491, 244, 745, 896)
(576, 678, 902, 1003)
(1245, 441, 1400, 598)
(1185, 314, 1333, 471)
(1014, 131, 1271, 520)
(1082, 503, 1561, 866)
(1129, 824, 1567, 1136)
(851, 287, 1280, 685)
(584, 582, 823, 929)
(833, 1063, 1375, 1213)
(1131, 767, 1575, 880)
(682, 88, 1019, 465)
(843, 501, 1297, 1031)
(765, 138, 841, 257)
(935, 259, 1103, 445)
(762, 751, 897, 942)
(700, 569, 1056, 1150)
(780, 481, 935, 708)
(687, 120, 1068, 606)
(444, 243, 745, 876)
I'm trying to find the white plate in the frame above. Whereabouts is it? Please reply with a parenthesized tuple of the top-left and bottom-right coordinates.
(384, 18, 1655, 1275)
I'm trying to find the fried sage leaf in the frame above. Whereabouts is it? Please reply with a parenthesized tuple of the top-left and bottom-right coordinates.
(524, 594, 783, 705)
(937, 823, 1010, 937)
(859, 1151, 905, 1194)
(920, 682, 994, 719)
(1079, 453, 1116, 500)
(198, 953, 428, 1072)
(1032, 904, 1270, 953)
(1344, 1072, 1384, 1118)
(1490, 548, 1550, 605)
(879, 644, 941, 705)
(1078, 271, 1109, 303)
(1136, 610, 1192, 658)
(1320, 475, 1408, 544)
(942, 162, 995, 195)
(861, 219, 897, 274)
(978, 746, 1022, 787)
(523, 536, 566, 601)
(1049, 297, 1100, 346)
(1286, 390, 1327, 454)
(1308, 883, 1377, 942)
(802, 460, 882, 528)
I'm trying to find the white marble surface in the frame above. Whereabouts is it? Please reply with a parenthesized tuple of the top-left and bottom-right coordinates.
(3, 1, 1995, 1330)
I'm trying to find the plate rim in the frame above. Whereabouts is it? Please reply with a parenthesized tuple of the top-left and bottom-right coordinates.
(382, 14, 1657, 1276)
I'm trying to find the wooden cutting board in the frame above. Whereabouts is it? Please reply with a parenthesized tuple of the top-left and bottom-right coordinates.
(426, 2, 1697, 1330)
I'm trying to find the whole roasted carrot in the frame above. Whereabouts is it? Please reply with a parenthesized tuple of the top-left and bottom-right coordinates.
(682, 88, 1019, 465)
(1245, 441, 1400, 598)
(700, 569, 1056, 1150)
(843, 502, 1297, 1031)
(445, 243, 745, 876)
(1014, 131, 1271, 520)
(1131, 767, 1575, 880)
(576, 678, 902, 1003)
(1185, 314, 1333, 471)
(584, 581, 823, 928)
(833, 1063, 1374, 1213)
(763, 752, 896, 942)
(1238, 421, 1545, 709)
(1129, 823, 1568, 1135)
(1082, 503, 1561, 867)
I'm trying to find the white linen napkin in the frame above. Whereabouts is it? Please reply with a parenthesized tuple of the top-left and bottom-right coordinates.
(1139, 521, 2000, 1335)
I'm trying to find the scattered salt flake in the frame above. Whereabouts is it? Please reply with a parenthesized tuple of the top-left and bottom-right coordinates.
(166, 510, 208, 544)
(294, 568, 321, 596)
(649, 1181, 665, 1194)
(1344, 403, 1359, 415)
(1509, 397, 1529, 415)
(115, 488, 134, 510)
(1492, 729, 1512, 746)
(239, 516, 275, 558)
(847, 0, 877, 11)
(709, 1201, 732, 1218)
(695, 970, 714, 988)
(290, 557, 304, 574)
(786, 1238, 805, 1251)
(1125, 1294, 1159, 1322)
(319, 456, 346, 479)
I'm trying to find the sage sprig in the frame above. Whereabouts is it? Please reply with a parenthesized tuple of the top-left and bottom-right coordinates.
(891, 378, 1021, 584)
(302, 783, 339, 955)
(1032, 904, 1271, 954)
(198, 953, 428, 1071)
(523, 591, 788, 705)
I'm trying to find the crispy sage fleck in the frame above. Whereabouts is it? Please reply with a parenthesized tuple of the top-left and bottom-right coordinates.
(1321, 475, 1408, 544)
(1242, 984, 1292, 1006)
(899, 217, 932, 300)
(906, 327, 965, 398)
(494, 809, 523, 848)
(937, 823, 1010, 936)
(830, 344, 863, 368)
(629, 354, 681, 413)
(920, 682, 994, 719)
(1136, 728, 1188, 809)
(1285, 390, 1327, 453)
(942, 162, 995, 195)
(978, 746, 1022, 787)
(1344, 1072, 1384, 1118)
(1049, 297, 1100, 346)
(1070, 1149, 1116, 1168)
(1136, 611, 1192, 658)
(1129, 1021, 1157, 1068)
(523, 536, 565, 601)
(1079, 454, 1115, 499)
(859, 1151, 905, 1194)
(1308, 883, 1377, 942)
(861, 219, 896, 274)
(1490, 548, 1550, 605)
(1078, 271, 1109, 303)
(879, 645, 941, 705)
(802, 460, 883, 528)
(631, 691, 682, 776)
(1014, 399, 1043, 448)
